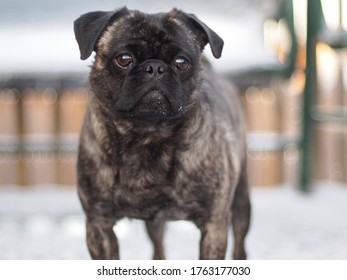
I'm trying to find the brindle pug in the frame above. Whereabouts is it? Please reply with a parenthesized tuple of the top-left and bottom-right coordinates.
(74, 7, 251, 260)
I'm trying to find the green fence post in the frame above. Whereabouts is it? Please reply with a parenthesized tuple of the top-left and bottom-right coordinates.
(299, 0, 324, 192)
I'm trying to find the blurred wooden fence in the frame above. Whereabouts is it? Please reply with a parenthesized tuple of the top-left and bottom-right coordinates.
(244, 74, 303, 187)
(0, 69, 347, 187)
(0, 75, 88, 186)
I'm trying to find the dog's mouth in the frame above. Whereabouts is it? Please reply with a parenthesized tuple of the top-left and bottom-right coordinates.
(116, 89, 185, 121)
(136, 90, 171, 116)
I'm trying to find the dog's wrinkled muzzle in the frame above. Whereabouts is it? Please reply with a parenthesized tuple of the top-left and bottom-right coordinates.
(136, 90, 171, 116)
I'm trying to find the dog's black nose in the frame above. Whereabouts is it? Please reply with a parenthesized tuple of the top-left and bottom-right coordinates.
(144, 60, 167, 78)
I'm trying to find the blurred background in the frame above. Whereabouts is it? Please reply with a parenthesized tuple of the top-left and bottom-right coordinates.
(0, 0, 346, 259)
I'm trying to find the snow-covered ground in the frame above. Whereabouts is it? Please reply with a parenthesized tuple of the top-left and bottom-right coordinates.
(0, 183, 346, 260)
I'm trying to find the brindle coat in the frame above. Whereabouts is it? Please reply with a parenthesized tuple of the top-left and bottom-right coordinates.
(74, 7, 251, 260)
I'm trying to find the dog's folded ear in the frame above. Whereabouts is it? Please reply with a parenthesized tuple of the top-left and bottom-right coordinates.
(176, 11, 224, 59)
(74, 7, 128, 60)
(74, 7, 224, 60)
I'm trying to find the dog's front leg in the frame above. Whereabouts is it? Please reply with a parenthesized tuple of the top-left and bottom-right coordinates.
(86, 217, 119, 259)
(198, 219, 229, 260)
(145, 219, 166, 260)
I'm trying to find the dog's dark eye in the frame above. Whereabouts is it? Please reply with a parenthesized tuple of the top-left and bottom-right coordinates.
(175, 57, 190, 71)
(115, 54, 134, 68)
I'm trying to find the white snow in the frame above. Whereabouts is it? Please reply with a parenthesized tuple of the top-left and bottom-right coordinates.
(0, 183, 346, 260)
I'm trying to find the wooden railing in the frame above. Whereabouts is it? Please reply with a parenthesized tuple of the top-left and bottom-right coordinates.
(0, 73, 300, 187)
(1, 71, 347, 187)
(0, 75, 88, 186)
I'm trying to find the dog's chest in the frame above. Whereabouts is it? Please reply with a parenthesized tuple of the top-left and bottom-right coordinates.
(108, 144, 207, 220)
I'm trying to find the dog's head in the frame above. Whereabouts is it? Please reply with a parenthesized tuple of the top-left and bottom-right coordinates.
(74, 7, 223, 121)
